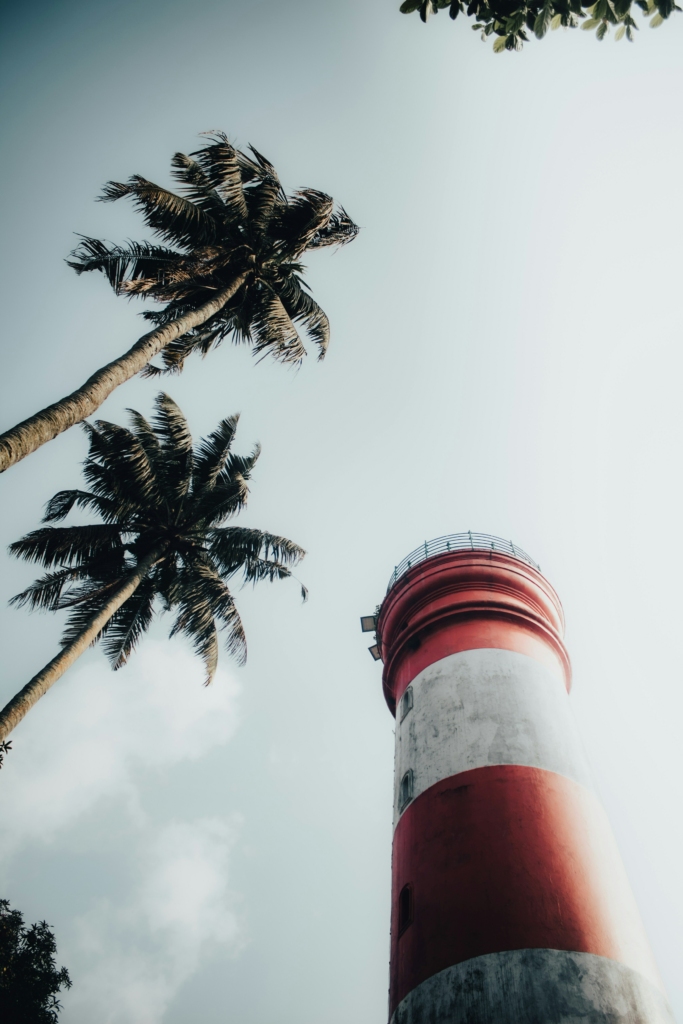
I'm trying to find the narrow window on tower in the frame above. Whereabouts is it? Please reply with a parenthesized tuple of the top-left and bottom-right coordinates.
(399, 769, 414, 811)
(398, 884, 413, 935)
(399, 686, 413, 722)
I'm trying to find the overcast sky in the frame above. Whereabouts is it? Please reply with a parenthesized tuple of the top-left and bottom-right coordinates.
(1, 1, 682, 1021)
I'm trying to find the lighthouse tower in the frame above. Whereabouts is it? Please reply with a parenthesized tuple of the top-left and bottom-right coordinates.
(364, 534, 674, 1024)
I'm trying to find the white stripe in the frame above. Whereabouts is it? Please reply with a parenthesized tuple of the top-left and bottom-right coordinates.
(390, 949, 675, 1024)
(394, 648, 592, 827)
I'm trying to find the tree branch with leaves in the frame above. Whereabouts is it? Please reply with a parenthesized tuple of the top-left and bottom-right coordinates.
(0, 900, 71, 1024)
(400, 0, 679, 50)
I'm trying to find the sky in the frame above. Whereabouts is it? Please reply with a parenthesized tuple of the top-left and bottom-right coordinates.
(1, 0, 682, 1021)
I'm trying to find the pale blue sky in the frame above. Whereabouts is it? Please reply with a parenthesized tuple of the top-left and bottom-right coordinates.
(1, 1, 683, 1021)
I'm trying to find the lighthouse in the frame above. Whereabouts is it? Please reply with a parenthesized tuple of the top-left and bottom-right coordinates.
(363, 534, 675, 1024)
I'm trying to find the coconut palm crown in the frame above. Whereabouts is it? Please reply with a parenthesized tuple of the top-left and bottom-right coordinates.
(0, 394, 306, 743)
(0, 133, 358, 473)
(70, 133, 358, 373)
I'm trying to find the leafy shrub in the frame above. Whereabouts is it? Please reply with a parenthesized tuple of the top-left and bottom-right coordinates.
(0, 900, 71, 1024)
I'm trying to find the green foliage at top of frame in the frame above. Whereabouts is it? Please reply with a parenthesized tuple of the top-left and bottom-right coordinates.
(400, 0, 679, 51)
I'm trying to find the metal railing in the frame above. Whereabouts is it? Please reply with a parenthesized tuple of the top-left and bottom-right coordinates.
(386, 532, 540, 593)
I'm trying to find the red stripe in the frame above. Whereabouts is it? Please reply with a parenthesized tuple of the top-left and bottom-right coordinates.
(377, 552, 571, 713)
(390, 765, 661, 1013)
(385, 616, 567, 709)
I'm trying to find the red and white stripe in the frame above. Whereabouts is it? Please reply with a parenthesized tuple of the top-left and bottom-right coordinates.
(377, 547, 674, 1024)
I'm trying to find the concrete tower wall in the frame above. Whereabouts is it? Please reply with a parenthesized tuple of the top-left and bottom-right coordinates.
(392, 648, 593, 826)
(377, 546, 675, 1024)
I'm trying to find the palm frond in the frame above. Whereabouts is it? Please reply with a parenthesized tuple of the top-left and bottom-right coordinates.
(88, 419, 162, 511)
(169, 558, 246, 677)
(234, 143, 265, 183)
(99, 176, 218, 248)
(223, 443, 261, 484)
(10, 565, 93, 612)
(208, 527, 305, 577)
(43, 489, 118, 524)
(139, 296, 213, 329)
(100, 575, 156, 668)
(152, 394, 194, 503)
(148, 277, 255, 373)
(278, 278, 330, 359)
(148, 325, 224, 376)
(185, 478, 250, 530)
(188, 442, 261, 528)
(80, 424, 156, 522)
(79, 463, 142, 524)
(56, 572, 128, 608)
(306, 206, 360, 250)
(59, 578, 124, 649)
(277, 189, 335, 255)
(240, 556, 304, 594)
(191, 135, 248, 222)
(247, 173, 284, 242)
(169, 596, 219, 682)
(192, 414, 240, 493)
(170, 152, 229, 217)
(126, 409, 166, 482)
(66, 236, 182, 293)
(250, 287, 307, 364)
(247, 145, 278, 177)
(9, 525, 124, 569)
(187, 561, 245, 663)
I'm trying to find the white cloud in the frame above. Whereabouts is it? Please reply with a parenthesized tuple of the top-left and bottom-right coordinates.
(0, 638, 244, 1022)
(0, 639, 240, 854)
(65, 817, 243, 1024)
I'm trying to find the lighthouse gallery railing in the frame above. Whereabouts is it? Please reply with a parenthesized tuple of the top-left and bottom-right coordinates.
(386, 532, 540, 594)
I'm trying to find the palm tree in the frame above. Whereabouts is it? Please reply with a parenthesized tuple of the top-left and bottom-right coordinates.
(0, 393, 306, 743)
(0, 134, 358, 474)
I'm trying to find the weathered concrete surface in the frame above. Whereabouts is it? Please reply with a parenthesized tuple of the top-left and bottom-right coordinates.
(390, 949, 676, 1024)
(394, 648, 592, 826)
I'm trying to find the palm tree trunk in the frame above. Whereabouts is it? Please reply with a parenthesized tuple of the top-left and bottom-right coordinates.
(0, 274, 249, 474)
(0, 546, 166, 742)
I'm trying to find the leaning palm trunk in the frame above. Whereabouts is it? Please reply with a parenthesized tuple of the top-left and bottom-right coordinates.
(0, 546, 166, 742)
(0, 275, 247, 474)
